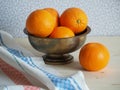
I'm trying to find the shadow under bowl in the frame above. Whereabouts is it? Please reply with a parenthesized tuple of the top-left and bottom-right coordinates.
(24, 26, 91, 65)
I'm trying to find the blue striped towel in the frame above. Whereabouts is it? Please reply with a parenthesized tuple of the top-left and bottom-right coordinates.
(0, 30, 89, 90)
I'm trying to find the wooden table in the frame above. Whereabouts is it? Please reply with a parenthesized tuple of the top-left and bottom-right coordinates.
(3, 36, 120, 90)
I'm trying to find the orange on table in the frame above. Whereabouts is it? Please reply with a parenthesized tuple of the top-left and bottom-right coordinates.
(49, 26, 75, 38)
(60, 7, 88, 34)
(79, 42, 110, 71)
(44, 8, 59, 27)
(26, 9, 55, 37)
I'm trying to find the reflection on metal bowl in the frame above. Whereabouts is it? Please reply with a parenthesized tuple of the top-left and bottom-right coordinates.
(24, 26, 91, 65)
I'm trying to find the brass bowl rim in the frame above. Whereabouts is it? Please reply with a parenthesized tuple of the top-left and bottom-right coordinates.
(24, 26, 91, 39)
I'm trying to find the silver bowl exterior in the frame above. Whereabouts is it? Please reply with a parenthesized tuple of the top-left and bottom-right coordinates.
(24, 26, 91, 55)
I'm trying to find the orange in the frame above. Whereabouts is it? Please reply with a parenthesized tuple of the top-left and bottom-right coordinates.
(60, 7, 88, 34)
(49, 26, 75, 38)
(26, 9, 55, 37)
(79, 42, 110, 71)
(44, 8, 59, 27)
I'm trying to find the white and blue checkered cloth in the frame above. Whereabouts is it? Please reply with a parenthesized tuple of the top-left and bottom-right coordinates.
(0, 30, 89, 90)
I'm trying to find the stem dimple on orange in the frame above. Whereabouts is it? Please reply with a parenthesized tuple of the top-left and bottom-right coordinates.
(60, 7, 88, 34)
(77, 19, 81, 24)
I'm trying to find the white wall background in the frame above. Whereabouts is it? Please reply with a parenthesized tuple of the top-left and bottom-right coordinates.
(0, 0, 120, 37)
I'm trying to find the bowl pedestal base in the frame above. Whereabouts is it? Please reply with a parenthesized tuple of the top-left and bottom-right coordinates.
(42, 54, 73, 65)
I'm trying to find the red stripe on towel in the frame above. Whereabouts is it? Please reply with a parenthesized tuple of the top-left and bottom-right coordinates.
(0, 58, 32, 85)
(24, 85, 40, 90)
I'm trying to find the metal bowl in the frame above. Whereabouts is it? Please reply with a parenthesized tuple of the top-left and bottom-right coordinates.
(24, 26, 91, 64)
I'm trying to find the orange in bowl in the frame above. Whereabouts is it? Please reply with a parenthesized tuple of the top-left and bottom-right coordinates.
(44, 8, 59, 27)
(60, 7, 88, 34)
(49, 26, 75, 38)
(26, 9, 55, 37)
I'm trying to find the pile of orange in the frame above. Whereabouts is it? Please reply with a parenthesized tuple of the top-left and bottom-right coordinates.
(25, 7, 110, 71)
(26, 7, 88, 38)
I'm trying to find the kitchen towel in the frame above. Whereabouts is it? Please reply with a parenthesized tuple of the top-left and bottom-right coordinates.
(0, 30, 89, 90)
